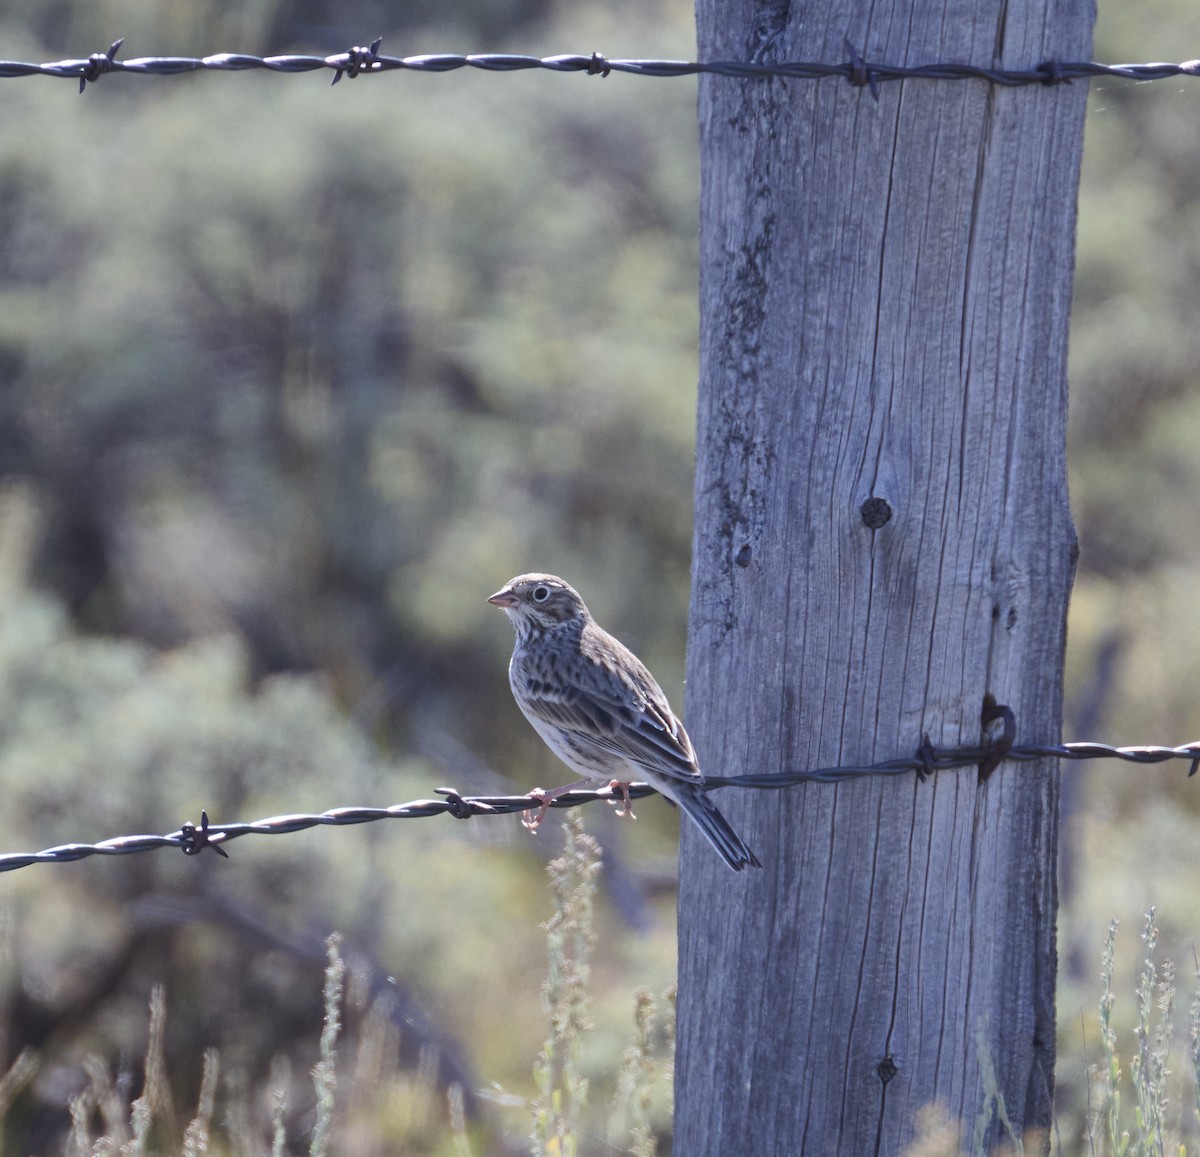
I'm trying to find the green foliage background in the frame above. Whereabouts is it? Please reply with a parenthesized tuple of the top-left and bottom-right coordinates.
(0, 0, 1196, 1150)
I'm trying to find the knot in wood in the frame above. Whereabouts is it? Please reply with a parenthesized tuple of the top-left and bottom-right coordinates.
(860, 496, 892, 529)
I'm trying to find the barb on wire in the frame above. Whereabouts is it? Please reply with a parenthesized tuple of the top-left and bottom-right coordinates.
(4, 39, 1200, 90)
(5, 703, 1200, 874)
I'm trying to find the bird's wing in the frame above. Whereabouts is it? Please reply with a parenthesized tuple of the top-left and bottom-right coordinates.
(517, 648, 703, 784)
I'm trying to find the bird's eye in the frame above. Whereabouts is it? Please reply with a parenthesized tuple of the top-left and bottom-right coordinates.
(532, 585, 550, 603)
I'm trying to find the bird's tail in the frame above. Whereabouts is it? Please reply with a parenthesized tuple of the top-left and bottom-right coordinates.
(672, 783, 761, 872)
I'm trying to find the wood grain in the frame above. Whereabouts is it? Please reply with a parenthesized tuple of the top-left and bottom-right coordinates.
(676, 1, 1093, 1151)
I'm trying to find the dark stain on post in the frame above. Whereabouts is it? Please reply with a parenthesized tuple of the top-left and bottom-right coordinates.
(860, 496, 892, 529)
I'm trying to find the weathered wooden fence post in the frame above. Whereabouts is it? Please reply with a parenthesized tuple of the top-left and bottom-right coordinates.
(677, 1, 1093, 1150)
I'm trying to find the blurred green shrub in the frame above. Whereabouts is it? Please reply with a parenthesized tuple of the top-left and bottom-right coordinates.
(0, 2, 700, 782)
(1, 0, 1200, 1148)
(0, 550, 683, 1150)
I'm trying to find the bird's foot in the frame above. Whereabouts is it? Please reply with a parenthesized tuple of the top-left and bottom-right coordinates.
(605, 779, 637, 820)
(521, 783, 587, 831)
(522, 787, 554, 832)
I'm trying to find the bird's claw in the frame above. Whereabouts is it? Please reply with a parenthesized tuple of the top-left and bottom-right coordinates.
(522, 787, 553, 832)
(605, 780, 636, 820)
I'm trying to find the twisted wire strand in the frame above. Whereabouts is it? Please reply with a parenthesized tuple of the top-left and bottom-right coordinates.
(6, 38, 1200, 92)
(3, 726, 1198, 873)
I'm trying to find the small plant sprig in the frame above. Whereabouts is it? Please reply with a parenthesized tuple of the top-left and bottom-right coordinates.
(0, 1049, 37, 1134)
(611, 986, 675, 1157)
(1097, 919, 1129, 1156)
(1088, 908, 1191, 1157)
(530, 811, 602, 1157)
(1190, 953, 1200, 1140)
(181, 1050, 219, 1157)
(1130, 908, 1173, 1155)
(310, 933, 345, 1157)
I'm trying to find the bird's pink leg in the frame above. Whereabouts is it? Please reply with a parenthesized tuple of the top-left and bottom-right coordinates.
(606, 780, 636, 820)
(521, 782, 591, 832)
(522, 787, 553, 832)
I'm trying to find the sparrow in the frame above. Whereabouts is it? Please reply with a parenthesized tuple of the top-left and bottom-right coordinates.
(488, 573, 760, 871)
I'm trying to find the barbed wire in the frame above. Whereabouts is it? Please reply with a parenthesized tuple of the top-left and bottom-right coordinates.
(3, 704, 1198, 874)
(7, 37, 1200, 94)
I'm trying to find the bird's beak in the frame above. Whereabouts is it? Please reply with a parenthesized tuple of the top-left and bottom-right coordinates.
(487, 589, 517, 608)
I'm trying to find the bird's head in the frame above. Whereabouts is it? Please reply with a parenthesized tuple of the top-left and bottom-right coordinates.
(487, 573, 589, 637)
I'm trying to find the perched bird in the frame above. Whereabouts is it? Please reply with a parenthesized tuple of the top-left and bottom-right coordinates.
(488, 573, 761, 871)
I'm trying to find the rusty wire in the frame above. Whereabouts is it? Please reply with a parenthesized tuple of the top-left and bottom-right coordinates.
(3, 704, 1199, 874)
(5, 37, 1200, 94)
